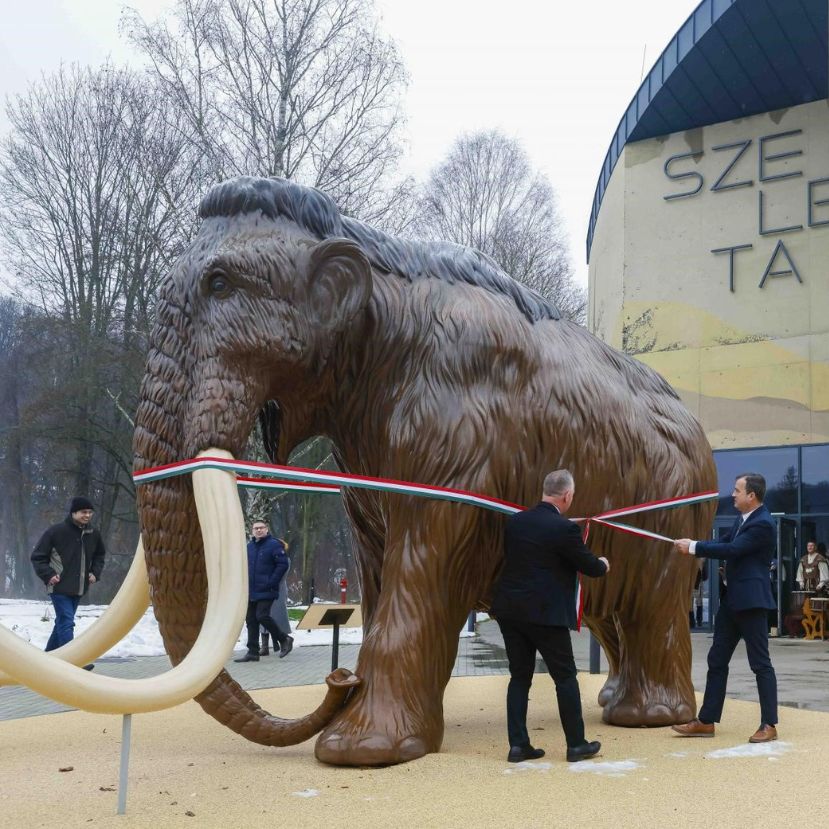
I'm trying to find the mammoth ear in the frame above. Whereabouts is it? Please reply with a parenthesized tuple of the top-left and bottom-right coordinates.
(306, 238, 372, 329)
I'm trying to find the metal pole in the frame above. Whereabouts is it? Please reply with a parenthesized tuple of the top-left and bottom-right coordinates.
(708, 556, 719, 628)
(117, 714, 132, 815)
(589, 632, 601, 674)
(776, 520, 783, 636)
(466, 611, 475, 633)
(331, 622, 340, 671)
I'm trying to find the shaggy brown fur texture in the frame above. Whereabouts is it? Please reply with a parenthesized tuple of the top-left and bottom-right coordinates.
(133, 176, 716, 767)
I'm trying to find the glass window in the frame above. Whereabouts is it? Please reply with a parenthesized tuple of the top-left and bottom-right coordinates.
(802, 444, 829, 514)
(712, 447, 799, 516)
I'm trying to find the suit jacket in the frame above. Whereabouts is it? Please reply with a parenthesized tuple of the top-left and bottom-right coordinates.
(490, 502, 608, 629)
(696, 504, 776, 612)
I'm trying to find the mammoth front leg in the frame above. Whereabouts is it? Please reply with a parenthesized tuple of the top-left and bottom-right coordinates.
(316, 503, 485, 766)
(342, 489, 386, 633)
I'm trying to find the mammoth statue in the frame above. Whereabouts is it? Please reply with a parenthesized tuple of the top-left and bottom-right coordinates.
(0, 175, 715, 766)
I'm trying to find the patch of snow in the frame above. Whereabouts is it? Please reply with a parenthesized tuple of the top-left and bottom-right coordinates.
(503, 761, 552, 774)
(666, 752, 688, 758)
(0, 598, 364, 658)
(705, 742, 792, 760)
(504, 760, 553, 774)
(292, 789, 319, 798)
(568, 759, 643, 777)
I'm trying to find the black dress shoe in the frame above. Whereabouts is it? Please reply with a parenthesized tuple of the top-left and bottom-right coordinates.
(82, 664, 95, 671)
(233, 653, 260, 663)
(507, 744, 546, 763)
(566, 740, 601, 762)
(278, 636, 294, 658)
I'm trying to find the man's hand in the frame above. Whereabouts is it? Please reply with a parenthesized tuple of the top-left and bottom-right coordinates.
(598, 556, 610, 573)
(674, 539, 692, 555)
(88, 573, 97, 584)
(48, 575, 60, 586)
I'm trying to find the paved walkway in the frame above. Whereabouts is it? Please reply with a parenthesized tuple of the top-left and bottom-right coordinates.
(2, 621, 827, 721)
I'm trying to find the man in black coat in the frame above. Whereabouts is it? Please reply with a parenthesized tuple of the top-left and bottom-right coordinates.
(490, 469, 609, 763)
(31, 496, 106, 653)
(673, 472, 779, 743)
(234, 519, 293, 663)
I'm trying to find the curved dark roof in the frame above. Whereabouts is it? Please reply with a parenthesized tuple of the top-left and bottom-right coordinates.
(586, 0, 828, 262)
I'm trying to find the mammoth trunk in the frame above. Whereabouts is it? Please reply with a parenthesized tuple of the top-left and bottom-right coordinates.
(133, 347, 357, 747)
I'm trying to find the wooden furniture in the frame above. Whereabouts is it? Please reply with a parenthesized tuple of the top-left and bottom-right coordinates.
(785, 590, 814, 636)
(802, 596, 828, 641)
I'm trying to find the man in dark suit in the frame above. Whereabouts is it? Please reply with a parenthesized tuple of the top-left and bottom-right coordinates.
(673, 472, 778, 743)
(490, 469, 610, 763)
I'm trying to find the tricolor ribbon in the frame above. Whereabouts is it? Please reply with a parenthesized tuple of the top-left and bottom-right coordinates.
(133, 456, 718, 630)
(133, 456, 525, 514)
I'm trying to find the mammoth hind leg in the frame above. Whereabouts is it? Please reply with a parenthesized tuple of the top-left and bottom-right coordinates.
(583, 613, 621, 707)
(602, 601, 696, 727)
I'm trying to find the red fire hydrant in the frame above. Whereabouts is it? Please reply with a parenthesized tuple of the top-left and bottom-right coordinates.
(339, 576, 348, 604)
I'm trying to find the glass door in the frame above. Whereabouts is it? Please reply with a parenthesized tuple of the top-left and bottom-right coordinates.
(774, 517, 797, 636)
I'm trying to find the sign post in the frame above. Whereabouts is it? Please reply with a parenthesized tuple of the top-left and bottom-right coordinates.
(296, 603, 363, 671)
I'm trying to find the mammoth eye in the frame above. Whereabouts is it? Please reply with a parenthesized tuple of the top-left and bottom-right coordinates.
(205, 271, 233, 298)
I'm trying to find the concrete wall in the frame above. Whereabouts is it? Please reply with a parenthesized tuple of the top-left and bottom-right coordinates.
(588, 99, 829, 449)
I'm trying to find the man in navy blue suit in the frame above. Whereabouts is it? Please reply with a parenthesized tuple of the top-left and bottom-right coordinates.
(672, 473, 778, 743)
(490, 469, 610, 763)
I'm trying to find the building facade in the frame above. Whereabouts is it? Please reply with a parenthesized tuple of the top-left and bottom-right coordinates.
(586, 0, 829, 584)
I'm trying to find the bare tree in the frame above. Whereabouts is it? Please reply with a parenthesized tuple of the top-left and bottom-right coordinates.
(123, 0, 410, 224)
(0, 299, 32, 595)
(0, 63, 202, 579)
(416, 129, 586, 324)
(0, 63, 200, 337)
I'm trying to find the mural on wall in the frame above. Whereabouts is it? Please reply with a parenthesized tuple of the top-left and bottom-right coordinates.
(589, 101, 829, 448)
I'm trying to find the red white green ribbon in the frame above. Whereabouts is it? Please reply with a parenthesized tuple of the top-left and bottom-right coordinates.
(133, 456, 525, 514)
(134, 457, 718, 631)
(134, 456, 717, 540)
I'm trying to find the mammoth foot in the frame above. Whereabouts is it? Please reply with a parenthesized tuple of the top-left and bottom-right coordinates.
(601, 686, 695, 727)
(316, 730, 430, 767)
(314, 686, 443, 767)
(597, 675, 619, 707)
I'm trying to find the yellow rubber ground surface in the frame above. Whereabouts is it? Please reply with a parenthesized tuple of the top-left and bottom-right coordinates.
(1, 673, 823, 828)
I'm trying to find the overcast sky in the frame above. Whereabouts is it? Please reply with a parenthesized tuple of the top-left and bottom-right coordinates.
(0, 0, 699, 286)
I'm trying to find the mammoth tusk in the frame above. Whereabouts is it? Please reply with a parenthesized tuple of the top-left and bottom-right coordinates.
(0, 541, 151, 687)
(0, 449, 248, 714)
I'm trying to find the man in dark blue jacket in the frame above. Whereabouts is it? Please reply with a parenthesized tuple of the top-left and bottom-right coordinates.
(490, 469, 609, 763)
(673, 472, 778, 743)
(234, 519, 293, 663)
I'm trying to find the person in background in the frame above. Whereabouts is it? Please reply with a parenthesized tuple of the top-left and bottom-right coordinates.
(260, 538, 292, 656)
(235, 519, 293, 663)
(796, 539, 829, 594)
(31, 496, 106, 666)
